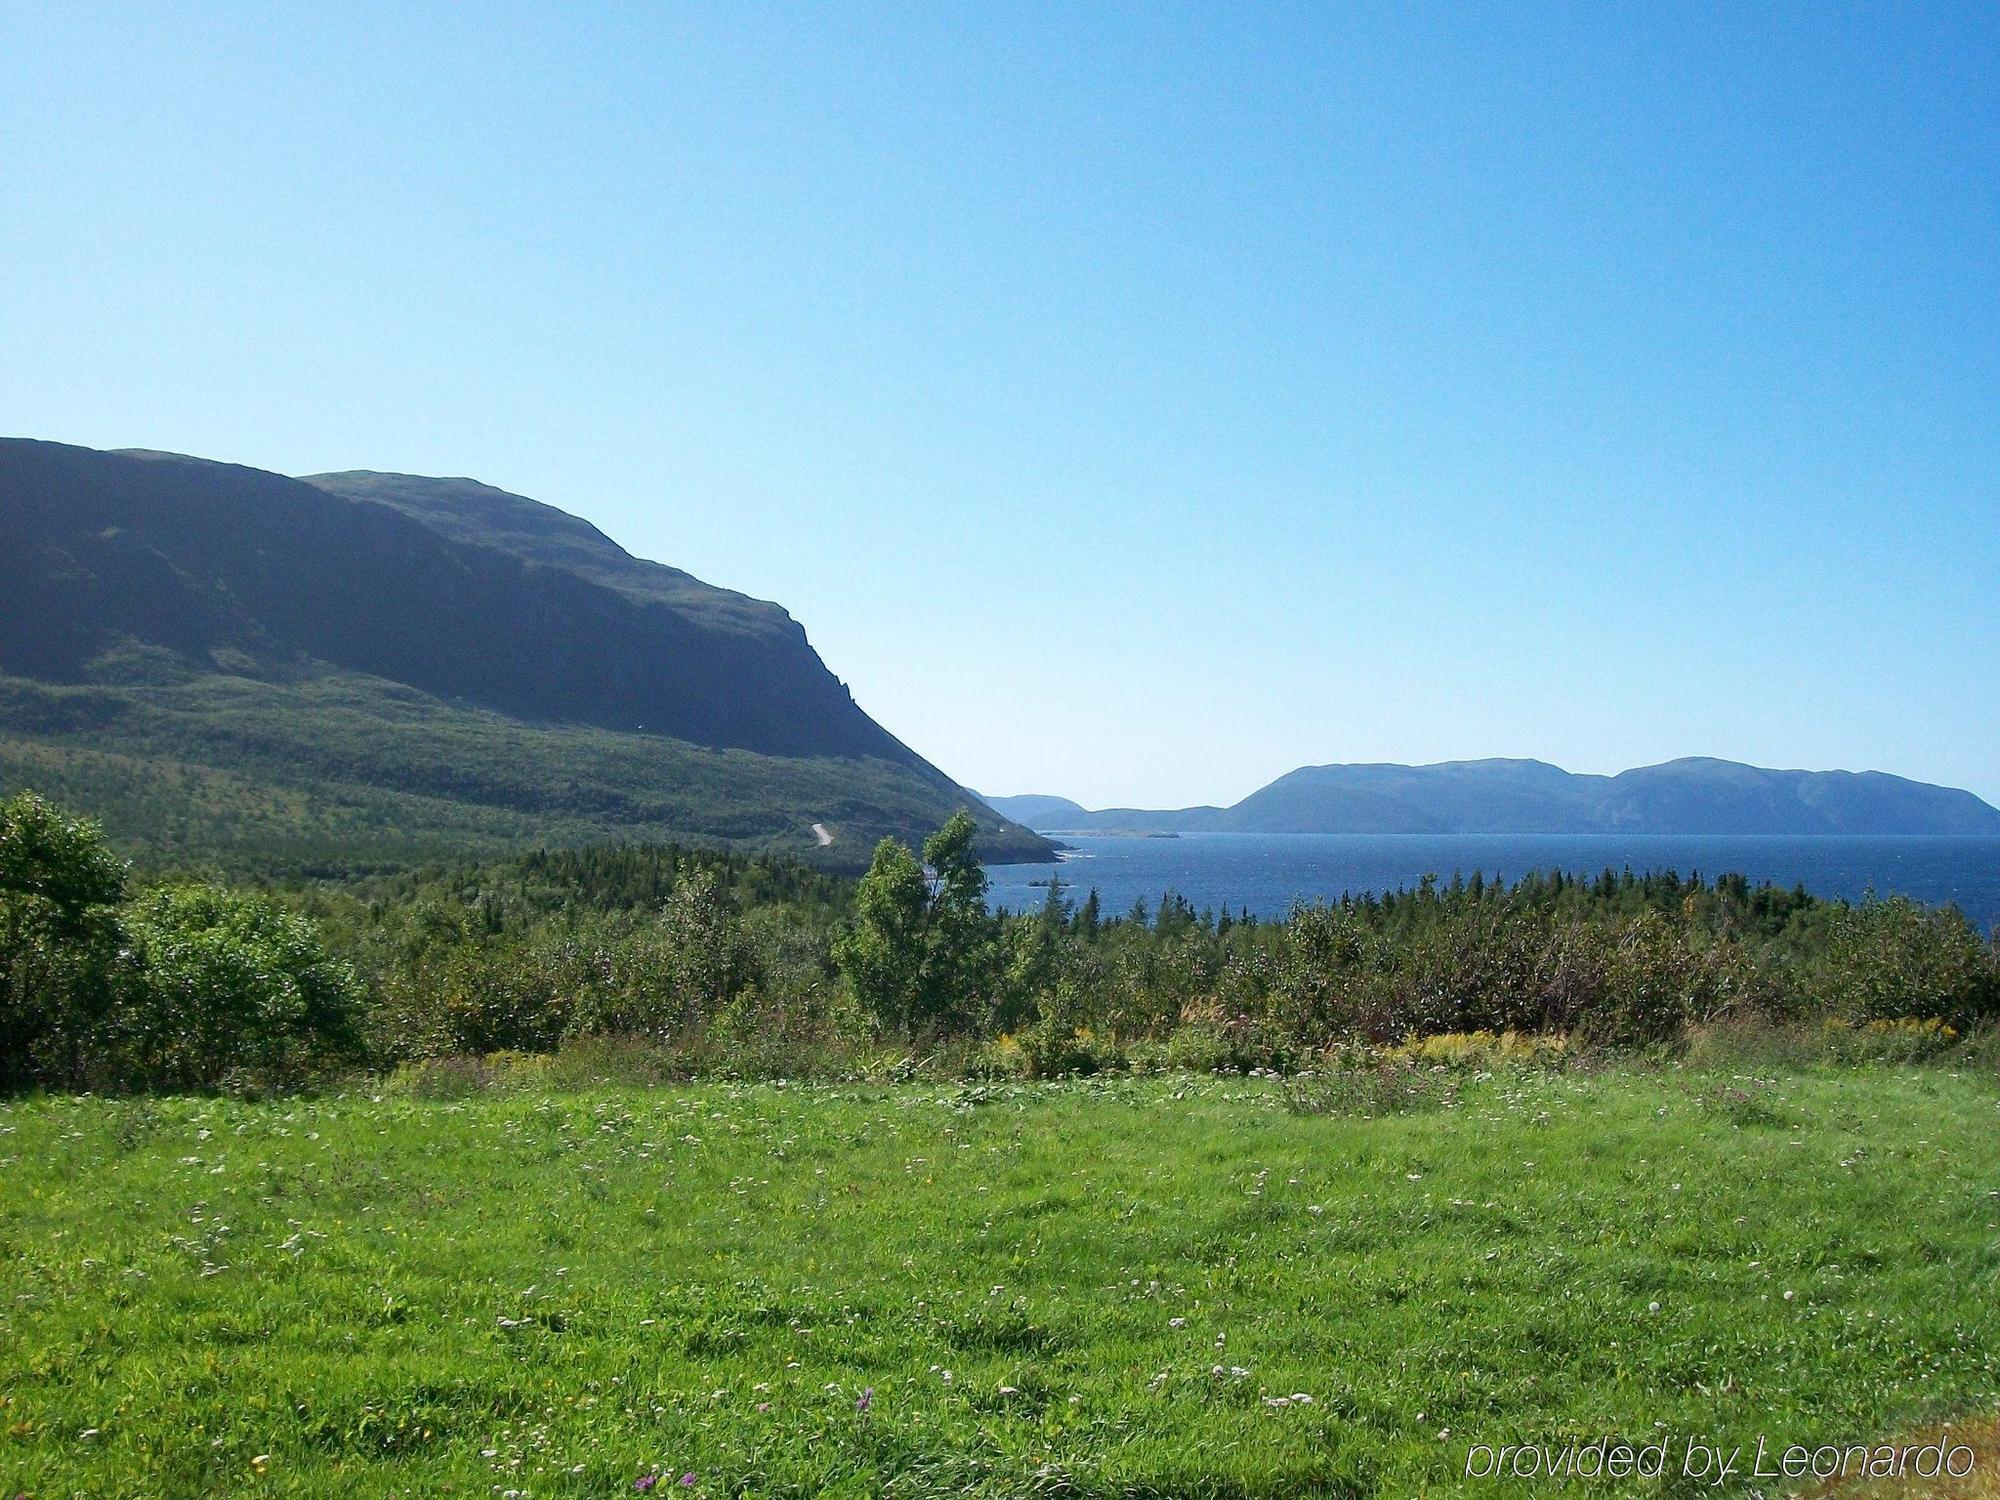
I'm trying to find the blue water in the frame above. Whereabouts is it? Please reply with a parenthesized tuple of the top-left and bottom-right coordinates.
(986, 833, 2000, 929)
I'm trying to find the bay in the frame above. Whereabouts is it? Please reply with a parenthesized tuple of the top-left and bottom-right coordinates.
(986, 832, 2000, 929)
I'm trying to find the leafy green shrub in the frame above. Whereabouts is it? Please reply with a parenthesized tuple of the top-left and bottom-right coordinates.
(367, 934, 571, 1060)
(1161, 1000, 1304, 1074)
(563, 870, 755, 1042)
(1268, 903, 1380, 1042)
(1814, 897, 1996, 1029)
(122, 883, 362, 1090)
(0, 789, 127, 912)
(1162, 1020, 1239, 1074)
(1012, 1020, 1124, 1079)
(995, 975, 1129, 1078)
(380, 1054, 483, 1098)
(0, 791, 130, 1089)
(701, 982, 874, 1080)
(1585, 912, 1750, 1046)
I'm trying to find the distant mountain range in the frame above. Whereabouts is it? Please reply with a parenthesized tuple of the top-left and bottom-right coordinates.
(0, 438, 1051, 871)
(985, 758, 2000, 837)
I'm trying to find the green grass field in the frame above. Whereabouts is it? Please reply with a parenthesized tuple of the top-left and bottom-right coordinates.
(4, 1066, 1997, 1498)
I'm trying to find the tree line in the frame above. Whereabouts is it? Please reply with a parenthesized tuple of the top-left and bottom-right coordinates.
(2, 793, 1996, 1093)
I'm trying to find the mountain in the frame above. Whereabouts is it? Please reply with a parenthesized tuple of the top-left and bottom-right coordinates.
(971, 793, 1092, 828)
(986, 757, 2000, 836)
(0, 438, 1052, 871)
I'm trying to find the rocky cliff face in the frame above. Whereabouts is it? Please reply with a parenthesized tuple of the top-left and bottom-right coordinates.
(2, 441, 915, 761)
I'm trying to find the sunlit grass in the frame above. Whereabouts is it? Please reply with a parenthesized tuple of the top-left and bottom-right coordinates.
(3, 1065, 1997, 1497)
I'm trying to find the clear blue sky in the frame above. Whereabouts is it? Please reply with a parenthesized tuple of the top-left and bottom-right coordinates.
(4, 3, 1996, 808)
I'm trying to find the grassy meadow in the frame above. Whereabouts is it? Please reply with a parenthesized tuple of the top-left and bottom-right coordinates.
(4, 1062, 1998, 1498)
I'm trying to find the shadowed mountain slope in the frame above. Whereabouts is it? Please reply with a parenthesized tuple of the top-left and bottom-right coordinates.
(0, 438, 1050, 870)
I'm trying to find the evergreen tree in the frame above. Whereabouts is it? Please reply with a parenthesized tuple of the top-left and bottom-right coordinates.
(1075, 888, 1101, 939)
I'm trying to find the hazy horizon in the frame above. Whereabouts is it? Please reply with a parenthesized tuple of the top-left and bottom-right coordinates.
(5, 6, 1995, 807)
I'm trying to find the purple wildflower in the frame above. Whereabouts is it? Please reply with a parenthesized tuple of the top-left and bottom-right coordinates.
(680, 1476, 698, 1488)
(856, 1386, 873, 1413)
(634, 1474, 659, 1493)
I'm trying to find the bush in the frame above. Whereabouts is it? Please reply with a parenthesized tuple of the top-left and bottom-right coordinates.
(1163, 993, 1305, 1074)
(1011, 1020, 1123, 1079)
(563, 870, 756, 1042)
(1585, 912, 1750, 1046)
(1955, 1022, 2000, 1075)
(701, 983, 873, 1080)
(1814, 898, 1997, 1030)
(0, 792, 130, 1090)
(1268, 903, 1379, 1043)
(1162, 1020, 1243, 1074)
(121, 883, 362, 1090)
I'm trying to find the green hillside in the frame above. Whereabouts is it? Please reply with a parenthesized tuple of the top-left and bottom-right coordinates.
(0, 440, 1051, 873)
(0, 669, 1047, 876)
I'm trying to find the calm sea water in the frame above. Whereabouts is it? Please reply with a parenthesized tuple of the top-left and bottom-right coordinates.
(985, 833, 2000, 929)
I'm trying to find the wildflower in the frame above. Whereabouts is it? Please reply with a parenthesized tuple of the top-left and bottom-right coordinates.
(680, 1476, 697, 1488)
(856, 1387, 873, 1412)
(635, 1475, 659, 1493)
